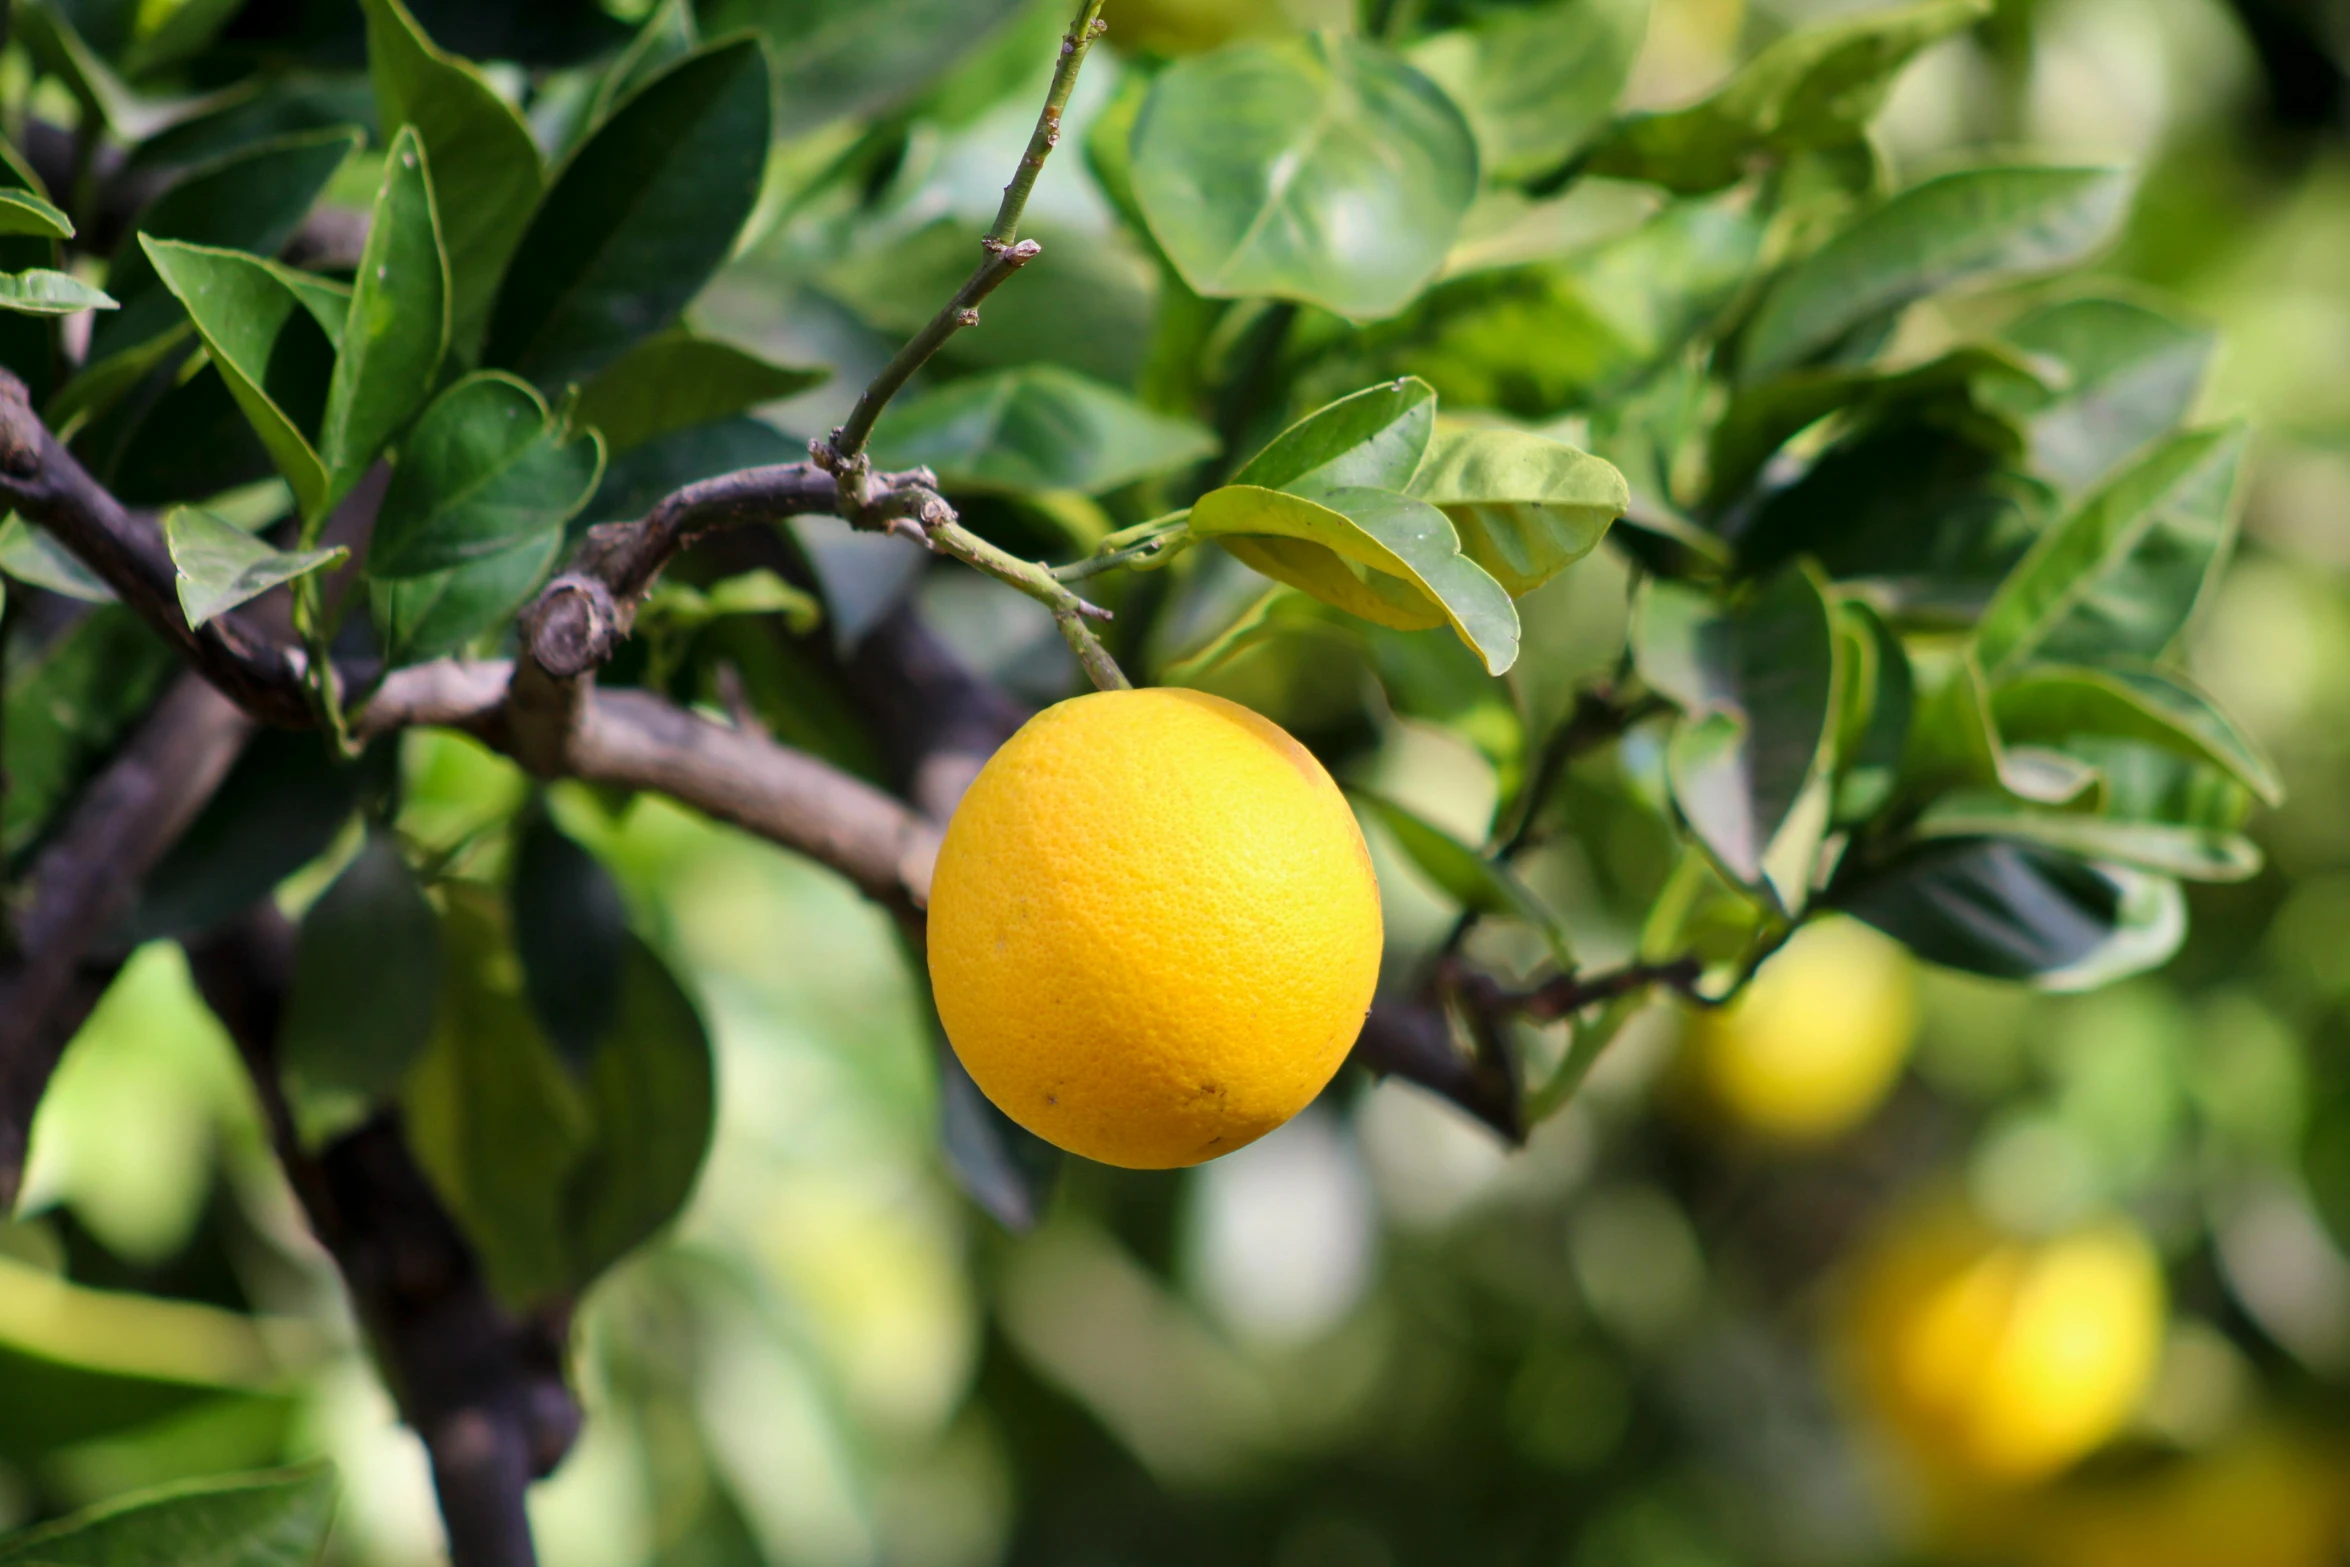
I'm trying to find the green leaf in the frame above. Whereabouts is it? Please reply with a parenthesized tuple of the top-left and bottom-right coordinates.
(140, 237, 340, 518)
(511, 807, 628, 1071)
(1832, 838, 2183, 987)
(1132, 34, 1480, 320)
(869, 364, 1215, 497)
(1740, 165, 2131, 382)
(483, 37, 771, 391)
(698, 0, 1026, 137)
(1588, 0, 1990, 194)
(1990, 662, 2279, 807)
(572, 331, 825, 457)
(0, 269, 116, 316)
(1974, 424, 2247, 678)
(369, 372, 604, 579)
(372, 529, 563, 666)
(1833, 599, 1913, 826)
(590, 0, 699, 128)
(562, 935, 715, 1285)
(639, 569, 823, 638)
(1192, 483, 1520, 673)
(1634, 569, 1841, 906)
(1992, 295, 2216, 493)
(1406, 0, 1648, 183)
(1352, 788, 1571, 966)
(1909, 792, 2260, 882)
(1235, 377, 1438, 498)
(3, 608, 174, 857)
(93, 127, 360, 363)
(320, 127, 450, 501)
(0, 189, 70, 240)
(404, 890, 593, 1307)
(0, 514, 112, 601)
(280, 829, 442, 1106)
(1705, 344, 2051, 515)
(0, 1465, 336, 1567)
(937, 1035, 1060, 1232)
(164, 505, 345, 628)
(1404, 423, 1626, 595)
(365, 0, 545, 356)
(122, 729, 387, 946)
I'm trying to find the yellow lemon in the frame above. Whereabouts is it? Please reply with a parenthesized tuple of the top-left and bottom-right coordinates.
(2027, 1431, 2350, 1567)
(1684, 916, 1916, 1142)
(926, 688, 1382, 1169)
(1846, 1204, 2165, 1486)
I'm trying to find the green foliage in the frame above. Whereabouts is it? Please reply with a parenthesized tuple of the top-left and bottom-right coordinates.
(0, 1466, 335, 1567)
(366, 372, 603, 582)
(163, 506, 345, 628)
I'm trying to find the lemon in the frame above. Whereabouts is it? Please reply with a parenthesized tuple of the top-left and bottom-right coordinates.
(1845, 1203, 2165, 1485)
(1683, 916, 1916, 1142)
(926, 688, 1382, 1169)
(2025, 1431, 2350, 1567)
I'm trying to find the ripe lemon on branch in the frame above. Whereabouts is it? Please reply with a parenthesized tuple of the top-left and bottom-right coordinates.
(927, 688, 1383, 1169)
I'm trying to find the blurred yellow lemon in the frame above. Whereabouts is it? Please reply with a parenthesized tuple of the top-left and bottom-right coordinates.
(2028, 1430, 2350, 1567)
(927, 688, 1382, 1169)
(1846, 1204, 2165, 1486)
(1684, 917, 1916, 1142)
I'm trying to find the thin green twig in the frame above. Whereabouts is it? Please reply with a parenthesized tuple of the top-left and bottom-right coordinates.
(929, 519, 1130, 691)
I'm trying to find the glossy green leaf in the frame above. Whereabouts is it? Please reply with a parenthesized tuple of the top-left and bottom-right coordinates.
(1899, 649, 2102, 809)
(1132, 34, 1480, 320)
(164, 505, 345, 628)
(1192, 483, 1520, 672)
(697, 0, 1027, 137)
(1406, 0, 1648, 182)
(366, 0, 544, 355)
(573, 331, 826, 457)
(1974, 424, 2247, 678)
(369, 372, 604, 579)
(1236, 377, 1438, 499)
(320, 127, 450, 499)
(511, 808, 629, 1072)
(372, 529, 563, 666)
(1911, 792, 2260, 882)
(404, 890, 593, 1307)
(1993, 295, 2216, 492)
(280, 829, 442, 1103)
(1832, 838, 2183, 986)
(483, 38, 771, 390)
(870, 364, 1215, 497)
(93, 127, 359, 363)
(1353, 788, 1571, 966)
(0, 514, 112, 600)
(1741, 166, 2131, 382)
(140, 237, 340, 518)
(0, 189, 71, 240)
(0, 1465, 336, 1567)
(1634, 569, 1841, 906)
(1404, 423, 1627, 594)
(1706, 344, 2050, 515)
(563, 935, 715, 1284)
(1991, 662, 2280, 807)
(937, 1033, 1061, 1232)
(1589, 0, 1988, 193)
(0, 269, 116, 316)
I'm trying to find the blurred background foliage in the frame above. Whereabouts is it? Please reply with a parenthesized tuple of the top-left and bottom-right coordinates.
(9, 0, 2350, 1563)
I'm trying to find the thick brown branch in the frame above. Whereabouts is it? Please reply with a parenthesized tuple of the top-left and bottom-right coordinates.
(0, 673, 253, 1204)
(188, 911, 573, 1567)
(0, 370, 317, 726)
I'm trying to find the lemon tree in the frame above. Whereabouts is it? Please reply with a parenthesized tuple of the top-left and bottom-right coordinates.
(0, 0, 2306, 1563)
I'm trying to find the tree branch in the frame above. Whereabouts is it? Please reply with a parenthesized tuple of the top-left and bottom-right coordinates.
(0, 671, 253, 1204)
(187, 910, 573, 1567)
